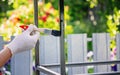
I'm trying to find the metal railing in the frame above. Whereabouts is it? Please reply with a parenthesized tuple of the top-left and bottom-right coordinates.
(33, 0, 120, 75)
(36, 60, 120, 75)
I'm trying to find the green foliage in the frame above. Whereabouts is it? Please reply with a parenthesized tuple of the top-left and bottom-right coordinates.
(0, 1, 73, 40)
(1, 0, 120, 42)
(12, 0, 32, 8)
(44, 0, 109, 37)
(0, 0, 13, 19)
(88, 68, 94, 73)
(87, 0, 98, 8)
(107, 8, 120, 49)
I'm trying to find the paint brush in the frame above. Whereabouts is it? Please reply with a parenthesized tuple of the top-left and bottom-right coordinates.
(19, 25, 60, 36)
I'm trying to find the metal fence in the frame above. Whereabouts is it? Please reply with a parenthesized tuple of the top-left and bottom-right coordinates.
(0, 33, 120, 75)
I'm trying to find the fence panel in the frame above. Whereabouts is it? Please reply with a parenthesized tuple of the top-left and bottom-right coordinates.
(11, 51, 32, 75)
(116, 34, 120, 71)
(1, 33, 120, 75)
(39, 35, 60, 74)
(0, 36, 32, 75)
(67, 34, 87, 75)
(0, 36, 4, 50)
(10, 37, 32, 75)
(92, 33, 111, 73)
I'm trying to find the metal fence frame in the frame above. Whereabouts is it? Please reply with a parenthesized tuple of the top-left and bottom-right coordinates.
(33, 0, 120, 75)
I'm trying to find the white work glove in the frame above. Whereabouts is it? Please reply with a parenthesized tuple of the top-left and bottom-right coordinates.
(7, 25, 40, 55)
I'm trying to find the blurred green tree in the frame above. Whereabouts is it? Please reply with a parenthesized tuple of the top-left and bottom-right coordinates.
(0, 0, 13, 23)
(0, 1, 73, 41)
(45, 0, 120, 37)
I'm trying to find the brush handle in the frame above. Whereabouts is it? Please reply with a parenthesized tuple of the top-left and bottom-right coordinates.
(37, 28, 61, 36)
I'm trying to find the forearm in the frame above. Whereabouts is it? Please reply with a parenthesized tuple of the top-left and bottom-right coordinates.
(0, 47, 12, 68)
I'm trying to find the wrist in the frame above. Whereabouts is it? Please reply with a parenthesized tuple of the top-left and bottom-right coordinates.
(5, 47, 13, 56)
(0, 47, 12, 67)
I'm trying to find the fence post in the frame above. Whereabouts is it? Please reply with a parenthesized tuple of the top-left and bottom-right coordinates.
(92, 33, 111, 73)
(67, 34, 87, 75)
(116, 34, 120, 71)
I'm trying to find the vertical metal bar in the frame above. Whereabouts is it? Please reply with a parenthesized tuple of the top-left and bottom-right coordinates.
(33, 0, 40, 75)
(59, 0, 66, 75)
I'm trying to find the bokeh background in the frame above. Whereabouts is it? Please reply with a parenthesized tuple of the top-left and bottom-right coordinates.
(0, 0, 120, 74)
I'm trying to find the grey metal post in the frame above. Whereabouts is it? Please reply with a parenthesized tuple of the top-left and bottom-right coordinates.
(59, 0, 66, 75)
(33, 0, 40, 75)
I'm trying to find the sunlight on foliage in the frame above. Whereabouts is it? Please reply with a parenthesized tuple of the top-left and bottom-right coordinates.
(107, 9, 120, 47)
(107, 8, 120, 61)
(87, 0, 98, 8)
(0, 1, 73, 41)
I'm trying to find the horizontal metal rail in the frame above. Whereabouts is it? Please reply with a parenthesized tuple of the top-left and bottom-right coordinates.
(77, 71, 120, 75)
(39, 60, 120, 75)
(41, 60, 120, 68)
(37, 66, 60, 75)
(65, 37, 114, 42)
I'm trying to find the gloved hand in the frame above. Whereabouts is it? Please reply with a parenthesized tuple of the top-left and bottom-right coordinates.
(7, 25, 40, 55)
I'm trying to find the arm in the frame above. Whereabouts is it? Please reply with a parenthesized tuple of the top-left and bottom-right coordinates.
(0, 47, 12, 67)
